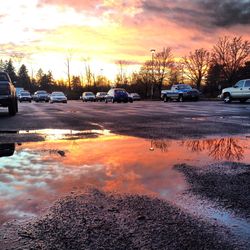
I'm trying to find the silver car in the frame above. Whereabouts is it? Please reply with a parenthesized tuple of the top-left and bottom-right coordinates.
(82, 92, 96, 102)
(50, 92, 67, 103)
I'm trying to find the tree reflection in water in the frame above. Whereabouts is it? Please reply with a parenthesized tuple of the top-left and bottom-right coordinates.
(151, 138, 244, 161)
(182, 138, 244, 161)
(151, 139, 171, 152)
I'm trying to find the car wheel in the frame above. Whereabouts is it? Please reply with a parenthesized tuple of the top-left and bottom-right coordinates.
(15, 99, 18, 113)
(163, 95, 169, 102)
(112, 98, 115, 103)
(240, 99, 247, 103)
(8, 101, 17, 116)
(223, 93, 232, 103)
(178, 95, 183, 102)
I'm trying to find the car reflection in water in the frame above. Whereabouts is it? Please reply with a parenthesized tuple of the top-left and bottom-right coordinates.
(0, 143, 15, 158)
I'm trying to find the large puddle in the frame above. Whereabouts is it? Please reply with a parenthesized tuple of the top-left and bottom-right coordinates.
(0, 130, 250, 241)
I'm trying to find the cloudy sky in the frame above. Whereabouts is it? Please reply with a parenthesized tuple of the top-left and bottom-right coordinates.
(1, 0, 250, 79)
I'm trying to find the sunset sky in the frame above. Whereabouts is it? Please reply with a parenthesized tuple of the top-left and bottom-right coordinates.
(1, 0, 250, 80)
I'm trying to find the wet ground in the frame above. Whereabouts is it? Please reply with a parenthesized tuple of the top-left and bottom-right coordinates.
(1, 100, 250, 139)
(0, 101, 250, 249)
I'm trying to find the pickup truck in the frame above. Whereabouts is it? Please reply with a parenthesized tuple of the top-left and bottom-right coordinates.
(161, 84, 200, 102)
(0, 72, 18, 116)
(220, 79, 250, 103)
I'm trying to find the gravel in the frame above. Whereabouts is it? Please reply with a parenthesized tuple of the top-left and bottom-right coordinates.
(0, 188, 240, 250)
(175, 162, 250, 218)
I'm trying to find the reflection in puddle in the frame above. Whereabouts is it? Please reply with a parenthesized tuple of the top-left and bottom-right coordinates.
(0, 134, 250, 239)
(19, 129, 112, 141)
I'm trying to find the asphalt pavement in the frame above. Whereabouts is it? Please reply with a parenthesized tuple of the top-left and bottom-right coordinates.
(1, 100, 250, 139)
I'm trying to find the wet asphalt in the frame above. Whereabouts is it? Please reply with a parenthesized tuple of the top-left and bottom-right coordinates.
(0, 100, 250, 139)
(0, 100, 250, 249)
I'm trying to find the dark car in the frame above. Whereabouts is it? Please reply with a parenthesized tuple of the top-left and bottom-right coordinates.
(0, 143, 15, 158)
(0, 72, 18, 116)
(105, 88, 133, 103)
(96, 92, 107, 102)
(33, 90, 50, 102)
(18, 91, 32, 102)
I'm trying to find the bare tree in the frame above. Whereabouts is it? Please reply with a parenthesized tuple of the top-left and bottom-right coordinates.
(115, 60, 131, 85)
(183, 48, 210, 90)
(65, 51, 73, 89)
(82, 57, 96, 86)
(212, 36, 250, 84)
(153, 48, 173, 96)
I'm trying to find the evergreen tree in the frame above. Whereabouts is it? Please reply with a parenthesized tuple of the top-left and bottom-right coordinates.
(4, 59, 17, 82)
(17, 64, 31, 90)
(0, 59, 5, 71)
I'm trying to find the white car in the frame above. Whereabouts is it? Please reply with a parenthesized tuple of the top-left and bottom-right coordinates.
(129, 93, 141, 101)
(82, 92, 96, 102)
(50, 92, 67, 103)
(220, 79, 250, 103)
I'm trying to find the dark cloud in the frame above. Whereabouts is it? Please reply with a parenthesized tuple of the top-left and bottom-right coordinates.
(142, 0, 250, 29)
(201, 0, 250, 27)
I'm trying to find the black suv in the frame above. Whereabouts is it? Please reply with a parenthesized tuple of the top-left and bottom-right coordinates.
(0, 72, 18, 116)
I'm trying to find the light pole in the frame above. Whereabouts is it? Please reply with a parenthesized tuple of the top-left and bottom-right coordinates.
(150, 49, 156, 99)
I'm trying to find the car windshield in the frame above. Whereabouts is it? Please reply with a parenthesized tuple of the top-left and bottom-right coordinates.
(21, 92, 30, 96)
(86, 93, 94, 96)
(0, 73, 8, 81)
(37, 91, 47, 94)
(114, 89, 126, 94)
(52, 92, 64, 96)
(177, 85, 192, 90)
(98, 93, 106, 96)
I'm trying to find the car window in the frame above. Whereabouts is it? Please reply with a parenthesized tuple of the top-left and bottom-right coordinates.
(235, 80, 244, 88)
(244, 80, 250, 87)
(0, 73, 8, 81)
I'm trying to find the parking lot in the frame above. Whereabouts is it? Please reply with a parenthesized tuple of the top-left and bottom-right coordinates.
(1, 100, 250, 140)
(1, 100, 250, 249)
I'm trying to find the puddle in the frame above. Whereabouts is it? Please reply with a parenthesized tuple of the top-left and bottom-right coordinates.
(0, 129, 112, 142)
(0, 133, 250, 241)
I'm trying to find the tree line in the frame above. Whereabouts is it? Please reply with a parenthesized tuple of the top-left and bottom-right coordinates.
(1, 36, 250, 99)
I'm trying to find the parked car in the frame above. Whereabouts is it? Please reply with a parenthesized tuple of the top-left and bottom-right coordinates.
(105, 88, 133, 103)
(161, 84, 200, 102)
(33, 90, 50, 102)
(0, 72, 18, 116)
(96, 92, 107, 102)
(129, 93, 141, 101)
(50, 92, 67, 103)
(82, 92, 96, 102)
(18, 91, 32, 103)
(220, 79, 250, 103)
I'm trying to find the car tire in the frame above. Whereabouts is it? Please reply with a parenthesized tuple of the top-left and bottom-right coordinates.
(163, 95, 169, 102)
(112, 98, 115, 103)
(223, 93, 232, 103)
(105, 99, 108, 103)
(15, 99, 18, 113)
(240, 99, 247, 103)
(8, 101, 17, 116)
(178, 95, 183, 102)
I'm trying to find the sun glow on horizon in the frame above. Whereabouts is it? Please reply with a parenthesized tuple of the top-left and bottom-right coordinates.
(0, 0, 250, 80)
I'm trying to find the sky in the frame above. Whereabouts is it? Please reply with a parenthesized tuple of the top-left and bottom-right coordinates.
(0, 0, 250, 80)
